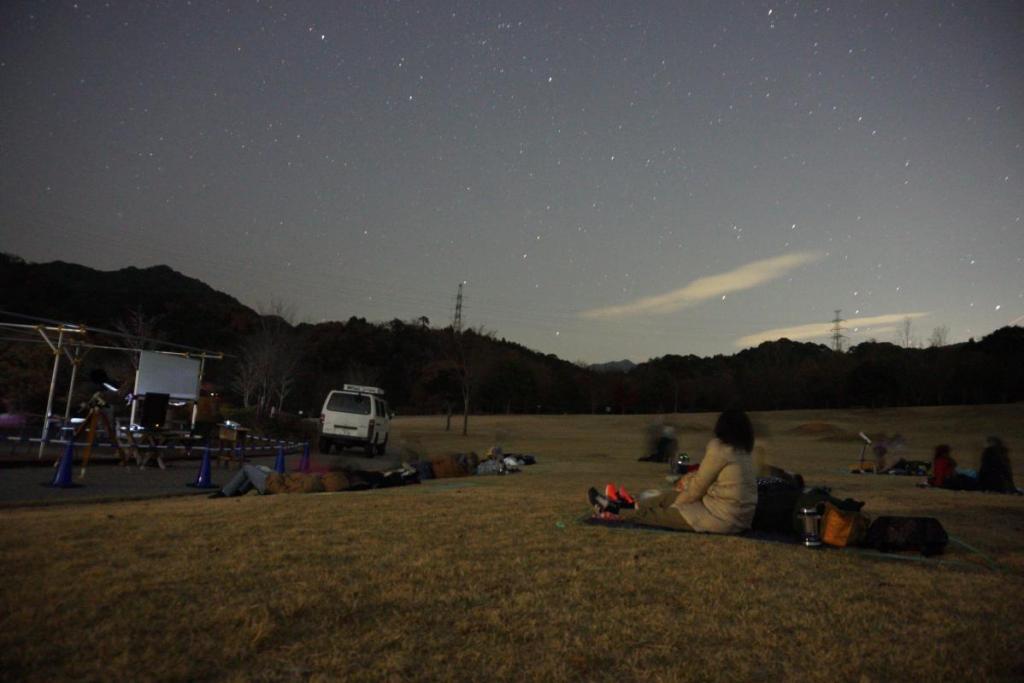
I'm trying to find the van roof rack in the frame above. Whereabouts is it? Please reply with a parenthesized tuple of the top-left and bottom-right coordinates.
(342, 384, 384, 395)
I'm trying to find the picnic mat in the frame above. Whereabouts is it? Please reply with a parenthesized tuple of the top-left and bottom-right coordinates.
(576, 513, 1001, 571)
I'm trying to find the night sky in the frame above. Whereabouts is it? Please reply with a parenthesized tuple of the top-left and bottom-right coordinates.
(2, 1, 1022, 363)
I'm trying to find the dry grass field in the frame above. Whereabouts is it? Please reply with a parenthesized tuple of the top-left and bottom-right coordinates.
(2, 405, 1023, 682)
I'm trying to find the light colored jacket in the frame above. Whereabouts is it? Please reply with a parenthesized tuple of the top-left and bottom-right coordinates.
(673, 438, 757, 533)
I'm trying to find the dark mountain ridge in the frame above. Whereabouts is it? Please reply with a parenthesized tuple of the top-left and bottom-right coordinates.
(0, 254, 259, 352)
(590, 359, 638, 373)
(2, 253, 1022, 414)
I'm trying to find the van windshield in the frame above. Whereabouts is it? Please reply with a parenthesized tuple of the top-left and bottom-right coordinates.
(326, 393, 371, 415)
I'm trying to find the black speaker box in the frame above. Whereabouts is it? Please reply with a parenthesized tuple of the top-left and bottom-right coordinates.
(140, 393, 169, 430)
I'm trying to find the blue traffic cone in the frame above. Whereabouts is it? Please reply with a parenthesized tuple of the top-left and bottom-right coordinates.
(295, 442, 311, 473)
(50, 441, 79, 488)
(274, 444, 286, 474)
(188, 447, 217, 489)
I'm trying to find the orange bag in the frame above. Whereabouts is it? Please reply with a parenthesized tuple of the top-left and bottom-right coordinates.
(822, 502, 869, 548)
(430, 455, 470, 479)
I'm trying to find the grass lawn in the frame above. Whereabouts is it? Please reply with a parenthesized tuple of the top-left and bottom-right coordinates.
(2, 405, 1023, 682)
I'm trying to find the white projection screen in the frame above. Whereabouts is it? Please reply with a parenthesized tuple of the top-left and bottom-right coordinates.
(136, 351, 201, 400)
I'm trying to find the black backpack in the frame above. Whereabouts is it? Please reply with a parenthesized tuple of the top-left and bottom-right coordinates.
(866, 516, 948, 556)
(751, 478, 802, 533)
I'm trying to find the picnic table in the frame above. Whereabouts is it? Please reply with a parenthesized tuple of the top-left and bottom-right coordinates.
(120, 427, 199, 469)
(215, 423, 250, 468)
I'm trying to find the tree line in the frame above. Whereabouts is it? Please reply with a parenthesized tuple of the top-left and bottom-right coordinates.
(2, 254, 1022, 422)
(274, 320, 1024, 417)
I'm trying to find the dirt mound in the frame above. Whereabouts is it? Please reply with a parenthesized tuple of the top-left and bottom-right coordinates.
(676, 423, 708, 433)
(818, 432, 866, 443)
(790, 422, 843, 435)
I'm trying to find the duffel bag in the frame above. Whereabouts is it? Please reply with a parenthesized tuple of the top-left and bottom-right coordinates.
(866, 516, 948, 556)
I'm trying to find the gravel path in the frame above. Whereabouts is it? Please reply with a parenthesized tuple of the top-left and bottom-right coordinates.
(0, 445, 403, 507)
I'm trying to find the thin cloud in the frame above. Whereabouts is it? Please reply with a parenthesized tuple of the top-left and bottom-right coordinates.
(579, 251, 823, 320)
(735, 312, 930, 348)
(860, 325, 899, 337)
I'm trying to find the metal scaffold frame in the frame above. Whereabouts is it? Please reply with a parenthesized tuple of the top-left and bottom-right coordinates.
(0, 311, 224, 458)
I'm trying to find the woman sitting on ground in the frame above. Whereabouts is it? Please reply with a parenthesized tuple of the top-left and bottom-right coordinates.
(978, 436, 1016, 493)
(589, 409, 758, 534)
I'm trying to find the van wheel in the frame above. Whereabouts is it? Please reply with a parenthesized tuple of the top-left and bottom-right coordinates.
(318, 438, 332, 454)
(375, 435, 388, 456)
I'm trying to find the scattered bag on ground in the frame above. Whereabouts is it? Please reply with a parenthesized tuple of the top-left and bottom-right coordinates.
(381, 464, 419, 487)
(321, 471, 350, 492)
(476, 459, 505, 475)
(821, 502, 870, 548)
(501, 456, 522, 471)
(882, 460, 931, 476)
(430, 454, 471, 479)
(413, 460, 435, 480)
(301, 474, 325, 493)
(866, 516, 948, 556)
(264, 472, 325, 495)
(264, 472, 285, 494)
(457, 452, 479, 473)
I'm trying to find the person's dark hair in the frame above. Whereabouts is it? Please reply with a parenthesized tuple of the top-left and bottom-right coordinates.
(985, 436, 1005, 450)
(714, 409, 754, 453)
(933, 444, 951, 459)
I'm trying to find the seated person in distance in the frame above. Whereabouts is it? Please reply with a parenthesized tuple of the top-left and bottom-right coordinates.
(928, 444, 957, 488)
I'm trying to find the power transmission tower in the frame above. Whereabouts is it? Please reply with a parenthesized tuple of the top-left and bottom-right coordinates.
(452, 282, 464, 333)
(831, 309, 846, 352)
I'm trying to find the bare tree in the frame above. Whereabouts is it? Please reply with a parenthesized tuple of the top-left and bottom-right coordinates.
(928, 325, 949, 348)
(271, 341, 302, 413)
(897, 316, 919, 349)
(451, 328, 471, 436)
(231, 345, 262, 408)
(414, 360, 458, 430)
(113, 306, 164, 370)
(232, 301, 303, 416)
(263, 302, 303, 415)
(446, 325, 493, 436)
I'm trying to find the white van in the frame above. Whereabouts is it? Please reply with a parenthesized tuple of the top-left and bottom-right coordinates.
(318, 384, 391, 455)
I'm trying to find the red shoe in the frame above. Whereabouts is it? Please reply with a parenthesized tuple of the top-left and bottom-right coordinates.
(605, 483, 635, 509)
(618, 486, 636, 506)
(604, 483, 622, 503)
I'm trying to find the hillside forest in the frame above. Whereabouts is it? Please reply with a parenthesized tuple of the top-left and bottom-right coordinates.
(1, 253, 1022, 423)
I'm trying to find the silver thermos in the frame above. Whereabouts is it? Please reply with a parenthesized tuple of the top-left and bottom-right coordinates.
(799, 506, 823, 547)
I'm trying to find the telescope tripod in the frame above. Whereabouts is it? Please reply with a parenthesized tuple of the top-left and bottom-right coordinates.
(63, 404, 130, 478)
